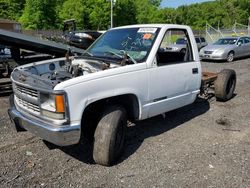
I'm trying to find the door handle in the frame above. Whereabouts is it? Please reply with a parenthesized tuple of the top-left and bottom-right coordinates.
(192, 68, 198, 74)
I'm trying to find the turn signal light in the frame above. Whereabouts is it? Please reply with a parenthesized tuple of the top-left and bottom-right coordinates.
(55, 95, 65, 113)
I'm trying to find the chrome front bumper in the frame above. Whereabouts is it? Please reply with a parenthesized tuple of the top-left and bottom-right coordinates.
(200, 53, 227, 60)
(8, 95, 81, 146)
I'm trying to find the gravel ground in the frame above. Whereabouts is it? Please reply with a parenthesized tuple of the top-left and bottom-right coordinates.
(0, 58, 249, 188)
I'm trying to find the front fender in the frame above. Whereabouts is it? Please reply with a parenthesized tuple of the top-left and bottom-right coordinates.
(56, 65, 149, 124)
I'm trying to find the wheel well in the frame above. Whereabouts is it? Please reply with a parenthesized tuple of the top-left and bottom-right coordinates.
(80, 94, 139, 139)
(228, 50, 234, 55)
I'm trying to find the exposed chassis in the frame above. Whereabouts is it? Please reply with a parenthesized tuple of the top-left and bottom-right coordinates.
(202, 71, 218, 84)
(200, 70, 236, 101)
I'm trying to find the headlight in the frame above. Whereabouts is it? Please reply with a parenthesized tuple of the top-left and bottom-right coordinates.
(40, 93, 66, 120)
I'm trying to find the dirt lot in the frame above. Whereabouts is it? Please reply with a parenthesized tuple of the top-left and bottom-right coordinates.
(0, 58, 249, 188)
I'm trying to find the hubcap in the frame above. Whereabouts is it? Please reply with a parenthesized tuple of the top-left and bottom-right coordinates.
(227, 53, 234, 62)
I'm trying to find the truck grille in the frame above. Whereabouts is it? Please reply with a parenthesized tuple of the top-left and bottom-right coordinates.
(15, 95, 40, 114)
(13, 83, 40, 115)
(15, 84, 38, 98)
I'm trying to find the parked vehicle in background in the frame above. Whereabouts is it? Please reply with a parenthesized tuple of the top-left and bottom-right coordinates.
(0, 44, 5, 52)
(195, 36, 208, 50)
(65, 31, 103, 49)
(165, 36, 207, 53)
(63, 19, 103, 49)
(9, 24, 236, 166)
(199, 37, 250, 62)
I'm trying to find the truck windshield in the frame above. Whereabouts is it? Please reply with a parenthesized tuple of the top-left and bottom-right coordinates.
(86, 27, 160, 63)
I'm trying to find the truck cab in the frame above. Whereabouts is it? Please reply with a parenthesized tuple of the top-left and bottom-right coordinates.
(9, 24, 203, 166)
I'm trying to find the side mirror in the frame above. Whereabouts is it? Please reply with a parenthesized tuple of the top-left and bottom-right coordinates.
(237, 42, 242, 46)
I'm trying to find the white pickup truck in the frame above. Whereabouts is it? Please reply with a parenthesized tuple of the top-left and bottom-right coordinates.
(8, 24, 236, 166)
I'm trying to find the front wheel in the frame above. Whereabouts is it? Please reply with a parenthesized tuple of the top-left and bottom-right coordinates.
(227, 51, 234, 62)
(180, 48, 186, 54)
(93, 105, 127, 166)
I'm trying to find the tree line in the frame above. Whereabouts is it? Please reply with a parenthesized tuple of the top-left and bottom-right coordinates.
(0, 0, 249, 30)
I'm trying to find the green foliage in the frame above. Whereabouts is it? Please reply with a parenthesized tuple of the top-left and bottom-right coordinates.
(134, 0, 160, 24)
(114, 0, 137, 26)
(59, 0, 87, 29)
(19, 0, 57, 29)
(174, 0, 250, 29)
(89, 0, 110, 30)
(0, 0, 25, 21)
(0, 0, 249, 30)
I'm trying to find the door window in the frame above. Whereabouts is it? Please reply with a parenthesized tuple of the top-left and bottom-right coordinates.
(243, 37, 250, 43)
(237, 38, 244, 45)
(157, 29, 194, 65)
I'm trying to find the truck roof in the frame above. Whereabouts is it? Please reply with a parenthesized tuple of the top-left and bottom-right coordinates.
(111, 24, 191, 30)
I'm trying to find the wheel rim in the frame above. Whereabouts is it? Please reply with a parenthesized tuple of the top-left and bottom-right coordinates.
(227, 53, 234, 62)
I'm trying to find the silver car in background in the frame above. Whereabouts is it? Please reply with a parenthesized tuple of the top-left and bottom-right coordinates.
(199, 37, 250, 62)
(165, 37, 187, 53)
(165, 36, 207, 53)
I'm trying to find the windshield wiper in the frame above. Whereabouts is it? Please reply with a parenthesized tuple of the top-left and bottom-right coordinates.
(104, 50, 137, 65)
(120, 50, 137, 64)
(82, 51, 93, 57)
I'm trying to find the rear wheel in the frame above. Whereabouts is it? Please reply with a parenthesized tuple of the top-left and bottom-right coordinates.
(93, 105, 127, 166)
(227, 51, 234, 62)
(214, 69, 236, 101)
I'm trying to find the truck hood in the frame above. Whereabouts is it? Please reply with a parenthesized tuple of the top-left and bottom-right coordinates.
(11, 56, 124, 91)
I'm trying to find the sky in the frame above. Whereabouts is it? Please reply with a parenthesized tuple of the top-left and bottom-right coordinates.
(161, 0, 214, 8)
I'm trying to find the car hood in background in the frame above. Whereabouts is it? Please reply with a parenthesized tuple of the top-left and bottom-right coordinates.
(202, 44, 235, 51)
(166, 44, 186, 49)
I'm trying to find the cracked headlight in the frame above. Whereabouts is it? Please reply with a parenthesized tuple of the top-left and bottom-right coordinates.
(40, 93, 66, 120)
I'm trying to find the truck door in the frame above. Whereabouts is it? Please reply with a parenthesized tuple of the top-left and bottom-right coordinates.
(147, 28, 201, 118)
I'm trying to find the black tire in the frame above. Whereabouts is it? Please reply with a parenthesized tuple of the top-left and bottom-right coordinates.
(214, 69, 236, 101)
(227, 51, 234, 62)
(180, 48, 186, 54)
(93, 105, 127, 166)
